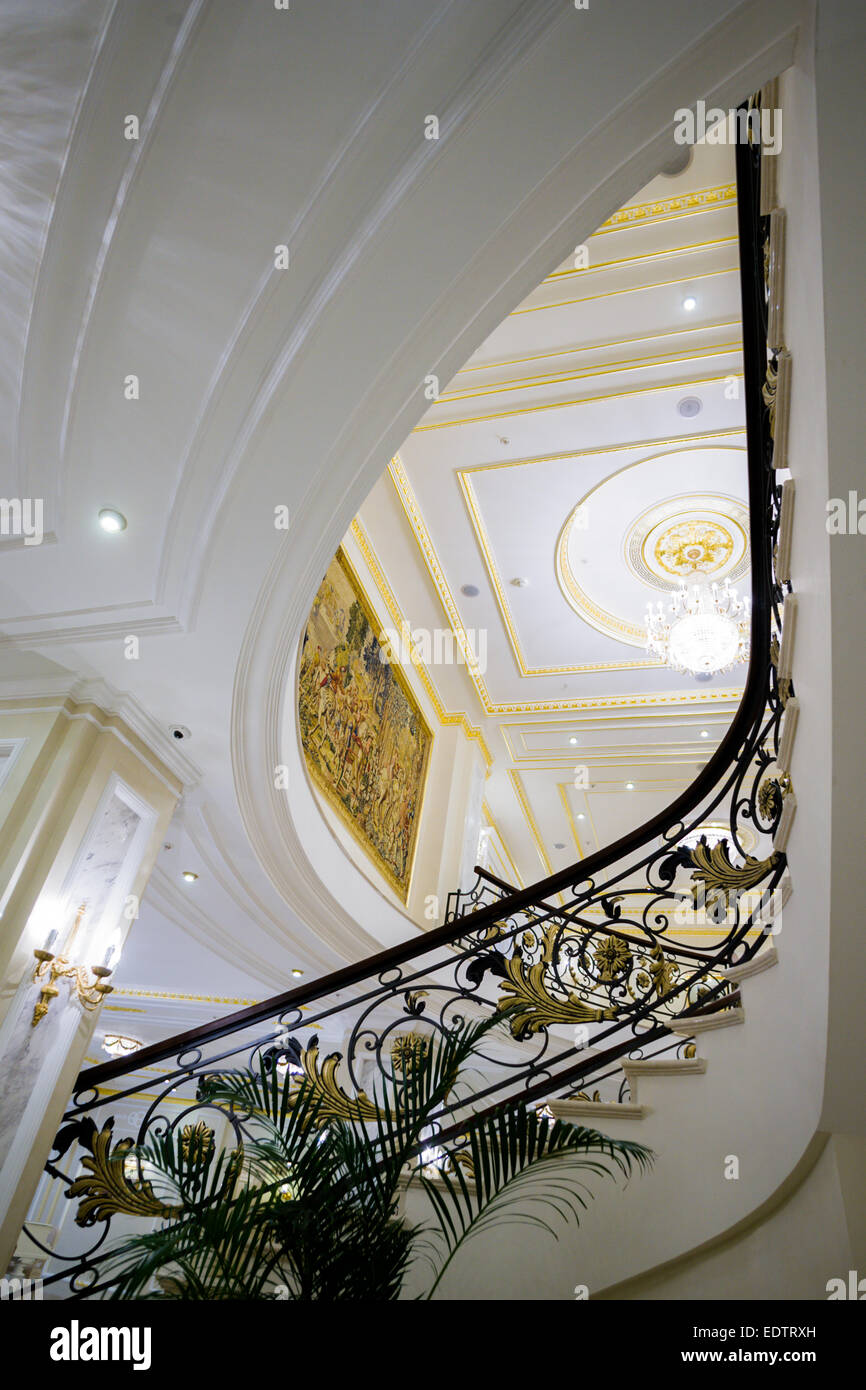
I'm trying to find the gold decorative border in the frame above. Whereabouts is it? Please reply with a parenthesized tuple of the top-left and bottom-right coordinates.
(440, 339, 741, 406)
(499, 708, 735, 762)
(414, 371, 743, 433)
(457, 468, 664, 674)
(508, 769, 554, 879)
(109, 990, 260, 1005)
(535, 236, 738, 292)
(456, 436, 747, 676)
(555, 449, 750, 649)
(557, 783, 585, 860)
(481, 799, 523, 889)
(508, 266, 737, 324)
(452, 313, 738, 383)
(301, 547, 433, 904)
(348, 518, 492, 771)
(455, 426, 744, 476)
(592, 182, 736, 234)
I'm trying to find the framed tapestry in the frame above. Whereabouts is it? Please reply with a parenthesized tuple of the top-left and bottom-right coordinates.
(298, 547, 433, 902)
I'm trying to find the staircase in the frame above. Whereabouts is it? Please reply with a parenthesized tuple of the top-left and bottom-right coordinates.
(17, 96, 805, 1301)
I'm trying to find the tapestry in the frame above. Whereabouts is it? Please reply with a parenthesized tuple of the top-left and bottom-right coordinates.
(298, 548, 432, 901)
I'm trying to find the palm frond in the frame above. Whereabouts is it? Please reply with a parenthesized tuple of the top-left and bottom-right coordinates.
(411, 1107, 653, 1298)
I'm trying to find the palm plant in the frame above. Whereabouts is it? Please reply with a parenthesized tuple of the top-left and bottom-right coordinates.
(102, 1015, 652, 1300)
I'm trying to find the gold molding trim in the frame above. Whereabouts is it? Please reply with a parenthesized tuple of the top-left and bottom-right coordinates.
(555, 450, 749, 649)
(536, 237, 738, 292)
(457, 468, 663, 676)
(440, 341, 741, 407)
(508, 266, 737, 323)
(454, 314, 739, 381)
(508, 769, 554, 879)
(456, 426, 744, 477)
(484, 688, 745, 716)
(481, 799, 523, 888)
(348, 518, 493, 771)
(592, 183, 737, 235)
(557, 783, 585, 860)
(111, 989, 261, 1006)
(387, 456, 496, 712)
(414, 372, 743, 433)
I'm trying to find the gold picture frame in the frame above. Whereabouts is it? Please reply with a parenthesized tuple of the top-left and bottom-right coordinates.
(298, 547, 433, 902)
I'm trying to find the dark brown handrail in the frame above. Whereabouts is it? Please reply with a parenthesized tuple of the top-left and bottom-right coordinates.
(76, 121, 770, 1096)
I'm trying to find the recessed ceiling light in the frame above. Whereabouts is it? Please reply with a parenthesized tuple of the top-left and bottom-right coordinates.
(682, 295, 697, 312)
(569, 736, 579, 745)
(182, 871, 198, 883)
(98, 508, 127, 533)
(700, 729, 709, 738)
(292, 969, 304, 978)
(625, 782, 635, 790)
(554, 842, 566, 850)
(510, 577, 529, 588)
(460, 584, 480, 597)
(677, 395, 702, 418)
(577, 813, 585, 820)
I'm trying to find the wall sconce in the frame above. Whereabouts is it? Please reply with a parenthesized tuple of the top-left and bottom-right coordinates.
(102, 1034, 142, 1058)
(31, 902, 116, 1028)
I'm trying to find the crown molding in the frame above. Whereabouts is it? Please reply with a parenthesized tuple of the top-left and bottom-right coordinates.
(0, 674, 201, 789)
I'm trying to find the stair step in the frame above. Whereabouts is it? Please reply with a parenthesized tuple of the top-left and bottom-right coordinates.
(547, 1099, 649, 1122)
(622, 1058, 707, 1102)
(670, 1005, 745, 1035)
(722, 943, 779, 983)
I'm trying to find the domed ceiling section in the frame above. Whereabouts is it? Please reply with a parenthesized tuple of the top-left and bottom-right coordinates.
(349, 139, 748, 892)
(556, 447, 749, 646)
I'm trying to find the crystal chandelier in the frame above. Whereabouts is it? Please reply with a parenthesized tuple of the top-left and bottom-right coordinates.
(645, 579, 750, 676)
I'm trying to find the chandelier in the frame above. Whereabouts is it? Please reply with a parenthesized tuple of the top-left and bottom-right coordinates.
(645, 579, 750, 676)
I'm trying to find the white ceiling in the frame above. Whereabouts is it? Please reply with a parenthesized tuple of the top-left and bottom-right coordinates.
(0, 1, 768, 1043)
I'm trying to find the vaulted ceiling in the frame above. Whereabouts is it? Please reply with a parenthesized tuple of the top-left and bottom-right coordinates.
(0, 0, 766, 1058)
(353, 141, 748, 887)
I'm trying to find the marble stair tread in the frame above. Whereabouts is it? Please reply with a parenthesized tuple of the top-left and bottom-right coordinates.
(623, 1057, 707, 1085)
(669, 1005, 745, 1035)
(547, 1098, 649, 1122)
(721, 943, 779, 983)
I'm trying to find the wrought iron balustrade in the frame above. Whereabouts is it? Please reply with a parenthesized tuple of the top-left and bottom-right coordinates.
(17, 91, 795, 1299)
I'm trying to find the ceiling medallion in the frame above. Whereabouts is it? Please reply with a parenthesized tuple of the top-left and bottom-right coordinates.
(653, 519, 734, 578)
(629, 495, 749, 593)
(645, 578, 750, 676)
(555, 451, 750, 650)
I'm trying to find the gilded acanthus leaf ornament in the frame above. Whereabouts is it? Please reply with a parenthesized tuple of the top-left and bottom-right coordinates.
(688, 838, 782, 909)
(65, 1118, 181, 1225)
(496, 953, 614, 1038)
(646, 943, 679, 998)
(292, 1041, 387, 1124)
